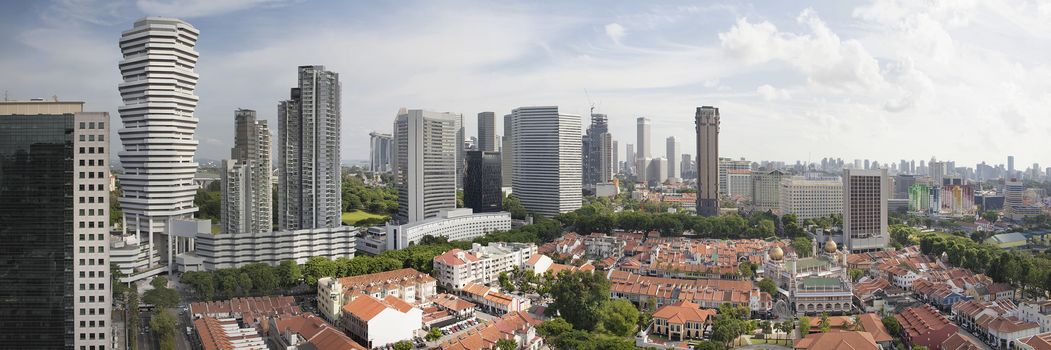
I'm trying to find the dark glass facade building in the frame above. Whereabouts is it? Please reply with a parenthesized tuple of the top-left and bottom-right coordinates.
(0, 114, 75, 348)
(464, 151, 502, 213)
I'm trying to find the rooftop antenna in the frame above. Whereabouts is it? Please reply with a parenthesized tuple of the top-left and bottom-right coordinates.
(584, 88, 595, 117)
(3, 90, 8, 101)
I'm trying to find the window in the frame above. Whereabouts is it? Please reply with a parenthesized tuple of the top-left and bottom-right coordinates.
(99, 135, 104, 141)
(88, 122, 95, 129)
(79, 122, 86, 129)
(98, 122, 104, 129)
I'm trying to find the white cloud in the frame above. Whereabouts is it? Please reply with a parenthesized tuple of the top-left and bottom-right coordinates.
(604, 23, 626, 44)
(719, 9, 884, 90)
(756, 84, 789, 101)
(136, 0, 295, 18)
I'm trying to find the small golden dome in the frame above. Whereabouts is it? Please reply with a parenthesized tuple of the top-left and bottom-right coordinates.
(769, 246, 784, 261)
(824, 238, 837, 253)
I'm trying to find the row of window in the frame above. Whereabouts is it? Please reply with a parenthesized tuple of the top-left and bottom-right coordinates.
(78, 332, 106, 341)
(78, 196, 105, 204)
(79, 158, 106, 167)
(79, 294, 106, 303)
(78, 270, 106, 279)
(78, 122, 105, 130)
(79, 258, 106, 266)
(78, 345, 105, 350)
(79, 233, 106, 241)
(78, 134, 105, 142)
(79, 183, 106, 191)
(79, 320, 106, 328)
(78, 307, 106, 315)
(79, 171, 106, 179)
(79, 146, 105, 154)
(79, 221, 106, 229)
(78, 246, 106, 254)
(78, 208, 105, 217)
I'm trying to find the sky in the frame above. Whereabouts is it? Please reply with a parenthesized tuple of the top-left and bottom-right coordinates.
(2, 0, 1051, 169)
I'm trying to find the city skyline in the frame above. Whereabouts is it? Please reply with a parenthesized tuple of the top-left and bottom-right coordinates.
(4, 1, 1051, 166)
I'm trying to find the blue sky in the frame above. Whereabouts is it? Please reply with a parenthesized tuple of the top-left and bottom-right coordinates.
(2, 0, 1051, 168)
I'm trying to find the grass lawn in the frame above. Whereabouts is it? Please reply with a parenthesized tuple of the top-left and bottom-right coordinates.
(341, 210, 389, 225)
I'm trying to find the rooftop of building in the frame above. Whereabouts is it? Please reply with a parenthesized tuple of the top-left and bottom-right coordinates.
(793, 331, 878, 350)
(269, 313, 366, 350)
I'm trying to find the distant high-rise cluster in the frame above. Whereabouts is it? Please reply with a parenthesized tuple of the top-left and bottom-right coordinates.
(583, 113, 613, 189)
(695, 106, 720, 216)
(278, 65, 342, 231)
(369, 131, 393, 173)
(222, 109, 272, 234)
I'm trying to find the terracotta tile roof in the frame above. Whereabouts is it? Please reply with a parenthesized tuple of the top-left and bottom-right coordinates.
(651, 301, 717, 325)
(337, 268, 435, 296)
(194, 316, 267, 350)
(270, 313, 367, 350)
(431, 294, 476, 312)
(434, 249, 481, 266)
(1024, 332, 1051, 350)
(895, 304, 954, 339)
(986, 316, 1039, 334)
(857, 313, 893, 343)
(941, 332, 984, 350)
(793, 331, 878, 350)
(341, 294, 416, 322)
(439, 311, 540, 350)
(189, 295, 300, 324)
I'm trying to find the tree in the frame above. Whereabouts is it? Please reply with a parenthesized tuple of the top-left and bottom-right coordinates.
(799, 316, 811, 335)
(496, 338, 517, 350)
(499, 272, 516, 292)
(890, 224, 917, 247)
(143, 287, 180, 308)
(426, 327, 442, 342)
(791, 237, 813, 257)
(151, 309, 177, 350)
(303, 256, 337, 287)
(537, 318, 574, 338)
(981, 210, 999, 223)
(882, 315, 902, 337)
(819, 312, 831, 333)
(150, 276, 168, 290)
(738, 261, 755, 278)
(757, 278, 778, 296)
(392, 340, 413, 350)
(849, 268, 866, 282)
(596, 299, 640, 337)
(547, 271, 611, 331)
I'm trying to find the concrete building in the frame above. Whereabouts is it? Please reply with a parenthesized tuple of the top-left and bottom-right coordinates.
(385, 208, 511, 250)
(612, 140, 619, 175)
(393, 109, 461, 223)
(649, 157, 669, 185)
(368, 131, 392, 173)
(695, 106, 720, 216)
(719, 158, 751, 196)
(843, 169, 890, 252)
(626, 143, 636, 175)
(477, 111, 497, 152)
(433, 242, 538, 290)
(1007, 179, 1043, 219)
(751, 170, 786, 212)
(278, 65, 342, 231)
(501, 113, 513, 188)
(666, 136, 680, 181)
(681, 153, 694, 179)
(221, 109, 272, 235)
(583, 113, 613, 190)
(192, 226, 357, 270)
(116, 17, 201, 279)
(0, 100, 111, 349)
(464, 150, 502, 213)
(636, 117, 651, 159)
(511, 106, 582, 218)
(317, 268, 436, 323)
(726, 170, 752, 199)
(650, 301, 717, 341)
(780, 176, 844, 222)
(340, 295, 422, 348)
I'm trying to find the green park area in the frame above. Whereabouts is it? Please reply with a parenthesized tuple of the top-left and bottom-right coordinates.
(341, 210, 389, 226)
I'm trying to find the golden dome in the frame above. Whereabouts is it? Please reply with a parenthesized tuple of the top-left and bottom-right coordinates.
(824, 238, 837, 253)
(769, 246, 784, 261)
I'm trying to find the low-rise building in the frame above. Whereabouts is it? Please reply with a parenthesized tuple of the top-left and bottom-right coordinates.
(340, 295, 422, 348)
(793, 331, 878, 350)
(317, 268, 436, 323)
(1019, 301, 1051, 333)
(386, 209, 511, 250)
(194, 316, 268, 350)
(432, 242, 537, 290)
(584, 233, 626, 259)
(459, 282, 531, 315)
(193, 226, 358, 270)
(189, 296, 300, 324)
(266, 313, 367, 350)
(940, 332, 985, 350)
(607, 270, 768, 311)
(897, 304, 959, 350)
(649, 300, 717, 341)
(438, 311, 542, 350)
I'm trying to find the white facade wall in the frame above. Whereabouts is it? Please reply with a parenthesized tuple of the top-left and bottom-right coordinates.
(726, 173, 752, 198)
(366, 308, 422, 347)
(194, 226, 357, 270)
(393, 109, 461, 223)
(386, 209, 511, 250)
(74, 112, 112, 349)
(779, 177, 843, 222)
(434, 243, 537, 290)
(511, 106, 582, 218)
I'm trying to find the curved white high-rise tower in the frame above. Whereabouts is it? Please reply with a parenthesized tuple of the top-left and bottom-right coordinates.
(117, 17, 200, 277)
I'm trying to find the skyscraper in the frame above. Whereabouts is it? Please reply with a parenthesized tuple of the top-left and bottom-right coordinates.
(393, 109, 461, 223)
(278, 65, 342, 230)
(0, 100, 110, 349)
(117, 17, 200, 274)
(843, 168, 889, 252)
(626, 143, 635, 175)
(666, 136, 680, 181)
(583, 113, 612, 188)
(695, 106, 720, 216)
(681, 153, 693, 179)
(369, 131, 393, 173)
(612, 140, 619, 175)
(221, 109, 272, 234)
(501, 114, 513, 188)
(477, 111, 497, 152)
(636, 117, 651, 166)
(1008, 155, 1016, 175)
(464, 151, 502, 213)
(511, 106, 582, 217)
